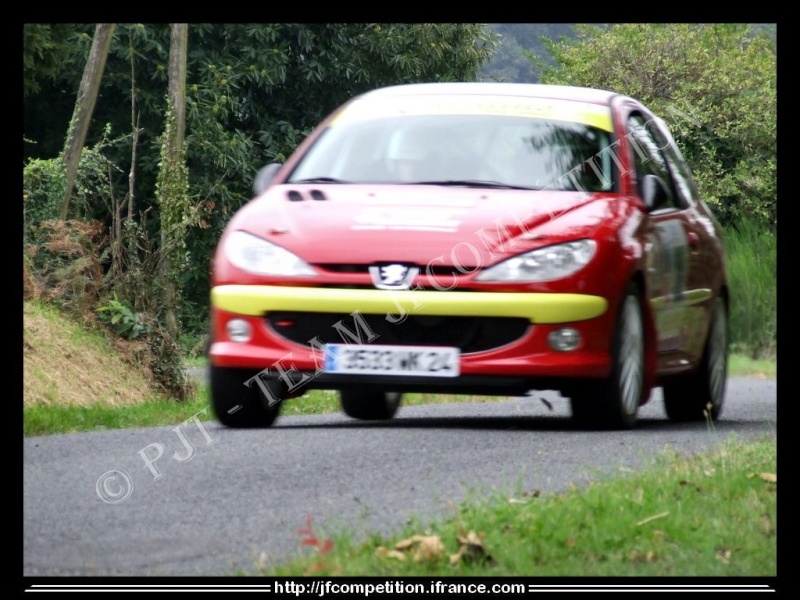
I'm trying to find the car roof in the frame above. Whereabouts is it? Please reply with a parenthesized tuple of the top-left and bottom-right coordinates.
(357, 82, 620, 106)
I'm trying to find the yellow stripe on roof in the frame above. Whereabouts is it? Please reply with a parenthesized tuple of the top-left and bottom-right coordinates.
(332, 95, 613, 132)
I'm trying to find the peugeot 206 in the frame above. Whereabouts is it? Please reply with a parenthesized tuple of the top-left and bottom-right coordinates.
(208, 82, 728, 430)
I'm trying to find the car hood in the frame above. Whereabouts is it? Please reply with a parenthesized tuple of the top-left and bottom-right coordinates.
(228, 184, 612, 266)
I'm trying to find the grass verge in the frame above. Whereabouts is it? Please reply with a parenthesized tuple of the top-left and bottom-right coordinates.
(262, 435, 776, 577)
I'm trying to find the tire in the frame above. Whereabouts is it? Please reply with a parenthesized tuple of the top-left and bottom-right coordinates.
(663, 296, 728, 422)
(570, 283, 645, 430)
(340, 390, 402, 420)
(210, 366, 283, 428)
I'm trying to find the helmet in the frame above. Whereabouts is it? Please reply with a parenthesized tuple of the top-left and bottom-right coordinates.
(385, 126, 438, 181)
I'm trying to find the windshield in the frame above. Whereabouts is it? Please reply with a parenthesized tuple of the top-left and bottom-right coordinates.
(288, 113, 616, 192)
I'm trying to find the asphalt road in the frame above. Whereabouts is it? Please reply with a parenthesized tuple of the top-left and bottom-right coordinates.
(23, 377, 777, 577)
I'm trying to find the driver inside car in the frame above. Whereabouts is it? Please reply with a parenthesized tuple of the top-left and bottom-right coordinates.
(385, 127, 443, 182)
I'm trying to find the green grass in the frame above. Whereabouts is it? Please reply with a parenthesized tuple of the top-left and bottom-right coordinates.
(724, 221, 777, 359)
(22, 385, 521, 436)
(23, 393, 213, 437)
(263, 436, 776, 577)
(729, 354, 777, 379)
(183, 355, 209, 368)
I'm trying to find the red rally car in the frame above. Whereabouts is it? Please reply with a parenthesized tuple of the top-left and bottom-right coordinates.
(209, 82, 729, 430)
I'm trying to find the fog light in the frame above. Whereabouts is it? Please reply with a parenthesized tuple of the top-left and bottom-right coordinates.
(548, 328, 581, 352)
(227, 319, 252, 343)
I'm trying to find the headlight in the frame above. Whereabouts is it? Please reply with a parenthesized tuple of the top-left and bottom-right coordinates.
(225, 231, 316, 276)
(476, 240, 596, 282)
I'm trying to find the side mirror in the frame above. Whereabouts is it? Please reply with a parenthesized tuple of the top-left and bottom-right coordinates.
(253, 163, 282, 195)
(641, 173, 668, 211)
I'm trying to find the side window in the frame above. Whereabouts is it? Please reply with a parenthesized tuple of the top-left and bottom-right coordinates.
(627, 114, 679, 212)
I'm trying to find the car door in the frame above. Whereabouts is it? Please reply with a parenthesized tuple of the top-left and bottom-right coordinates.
(649, 117, 723, 364)
(625, 112, 698, 371)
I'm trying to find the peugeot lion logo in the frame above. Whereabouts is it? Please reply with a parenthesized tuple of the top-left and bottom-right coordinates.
(369, 264, 420, 290)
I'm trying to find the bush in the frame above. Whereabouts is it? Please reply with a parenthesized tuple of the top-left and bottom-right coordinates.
(96, 293, 150, 340)
(540, 24, 776, 231)
(27, 219, 108, 319)
(724, 220, 776, 359)
(22, 141, 192, 400)
(23, 157, 66, 247)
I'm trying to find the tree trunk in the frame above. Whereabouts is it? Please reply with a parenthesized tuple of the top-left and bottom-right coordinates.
(159, 23, 189, 337)
(59, 24, 116, 220)
(166, 24, 187, 155)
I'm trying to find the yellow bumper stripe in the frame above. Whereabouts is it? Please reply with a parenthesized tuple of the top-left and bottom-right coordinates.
(212, 285, 608, 324)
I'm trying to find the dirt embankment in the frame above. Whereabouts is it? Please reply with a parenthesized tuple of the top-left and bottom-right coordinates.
(23, 301, 160, 408)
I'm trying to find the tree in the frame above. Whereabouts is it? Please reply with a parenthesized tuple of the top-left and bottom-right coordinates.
(23, 24, 87, 98)
(156, 24, 190, 338)
(59, 24, 116, 220)
(539, 23, 776, 229)
(24, 24, 498, 336)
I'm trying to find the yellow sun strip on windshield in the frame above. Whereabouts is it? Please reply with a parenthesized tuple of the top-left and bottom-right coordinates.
(332, 95, 613, 132)
(212, 285, 608, 324)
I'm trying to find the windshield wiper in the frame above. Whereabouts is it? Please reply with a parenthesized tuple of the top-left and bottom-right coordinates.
(407, 180, 541, 190)
(290, 177, 351, 184)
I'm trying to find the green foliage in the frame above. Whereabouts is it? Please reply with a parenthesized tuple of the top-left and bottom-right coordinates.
(96, 293, 149, 340)
(23, 24, 91, 97)
(94, 287, 191, 400)
(724, 221, 776, 359)
(155, 102, 193, 331)
(23, 126, 127, 247)
(22, 131, 190, 399)
(23, 157, 66, 246)
(146, 324, 193, 401)
(24, 24, 498, 338)
(539, 23, 776, 230)
(23, 131, 128, 321)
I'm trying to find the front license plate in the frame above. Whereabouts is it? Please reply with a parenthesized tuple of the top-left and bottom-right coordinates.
(324, 344, 460, 377)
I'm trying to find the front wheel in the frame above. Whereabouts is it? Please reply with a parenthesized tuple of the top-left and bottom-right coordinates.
(340, 390, 402, 420)
(570, 283, 646, 430)
(210, 366, 283, 428)
(663, 296, 728, 422)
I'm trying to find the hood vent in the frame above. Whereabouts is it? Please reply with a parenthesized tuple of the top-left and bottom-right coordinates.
(285, 189, 328, 201)
(287, 190, 304, 202)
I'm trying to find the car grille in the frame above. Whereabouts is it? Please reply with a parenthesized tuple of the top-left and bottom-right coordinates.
(318, 263, 464, 277)
(266, 312, 530, 354)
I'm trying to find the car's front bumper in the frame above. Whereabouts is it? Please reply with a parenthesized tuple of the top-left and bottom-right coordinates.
(209, 284, 615, 390)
